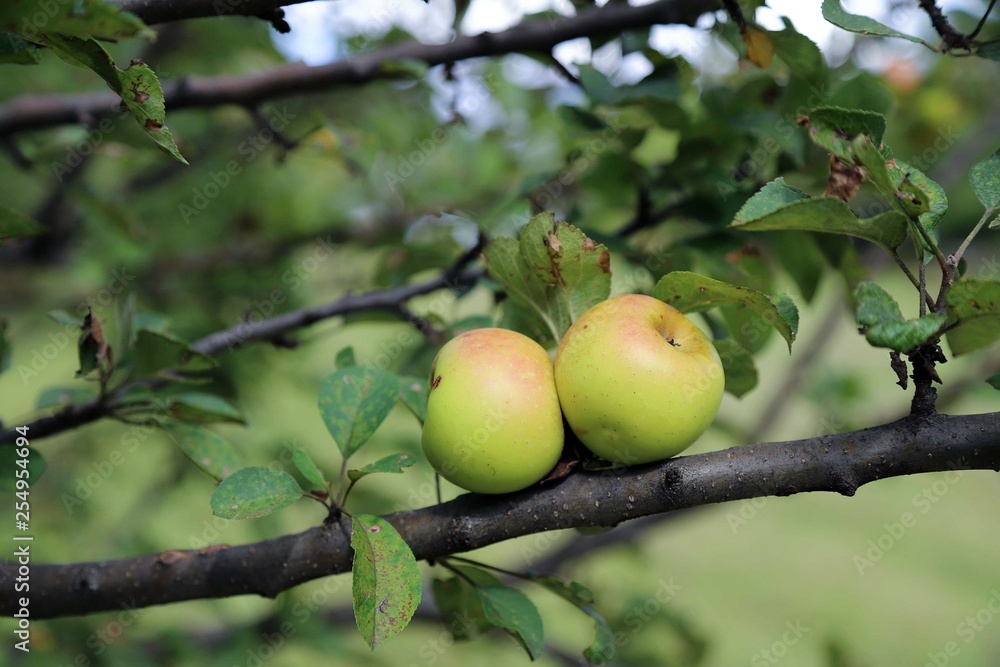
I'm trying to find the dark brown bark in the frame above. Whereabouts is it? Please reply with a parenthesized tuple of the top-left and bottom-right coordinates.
(3, 411, 998, 619)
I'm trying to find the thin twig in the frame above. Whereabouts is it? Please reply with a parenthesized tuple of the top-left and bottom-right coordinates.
(969, 0, 999, 39)
(953, 206, 998, 265)
(0, 268, 482, 446)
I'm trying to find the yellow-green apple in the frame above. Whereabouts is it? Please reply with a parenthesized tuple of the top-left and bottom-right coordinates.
(421, 328, 563, 494)
(554, 294, 724, 465)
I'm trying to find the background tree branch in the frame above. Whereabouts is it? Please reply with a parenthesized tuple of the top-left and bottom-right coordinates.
(0, 0, 717, 139)
(110, 0, 314, 26)
(0, 267, 480, 446)
(4, 411, 997, 619)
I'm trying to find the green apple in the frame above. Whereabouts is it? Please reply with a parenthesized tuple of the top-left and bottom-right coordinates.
(421, 328, 563, 494)
(554, 294, 724, 465)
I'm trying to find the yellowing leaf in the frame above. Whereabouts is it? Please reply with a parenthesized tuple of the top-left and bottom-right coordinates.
(742, 29, 774, 68)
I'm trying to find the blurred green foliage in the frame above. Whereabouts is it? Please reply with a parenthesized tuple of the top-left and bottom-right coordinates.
(2, 0, 1000, 665)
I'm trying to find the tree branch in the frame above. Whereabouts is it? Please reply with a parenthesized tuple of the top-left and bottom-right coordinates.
(0, 0, 717, 139)
(109, 0, 316, 25)
(0, 268, 480, 445)
(4, 411, 998, 619)
(917, 0, 972, 50)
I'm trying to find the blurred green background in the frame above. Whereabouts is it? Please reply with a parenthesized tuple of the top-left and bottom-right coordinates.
(2, 0, 1000, 665)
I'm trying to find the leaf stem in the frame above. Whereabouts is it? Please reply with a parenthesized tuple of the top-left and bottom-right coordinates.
(889, 249, 936, 311)
(335, 457, 350, 508)
(918, 254, 927, 316)
(447, 555, 529, 580)
(954, 205, 998, 264)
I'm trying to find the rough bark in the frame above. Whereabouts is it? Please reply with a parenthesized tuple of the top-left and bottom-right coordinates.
(3, 411, 997, 619)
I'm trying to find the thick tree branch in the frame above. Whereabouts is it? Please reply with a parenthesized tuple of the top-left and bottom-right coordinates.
(0, 0, 717, 139)
(110, 0, 314, 25)
(0, 268, 480, 445)
(4, 411, 998, 619)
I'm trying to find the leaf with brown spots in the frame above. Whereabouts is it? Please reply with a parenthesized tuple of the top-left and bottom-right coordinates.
(351, 514, 422, 652)
(825, 155, 864, 201)
(77, 307, 113, 379)
(482, 212, 611, 344)
(39, 34, 187, 163)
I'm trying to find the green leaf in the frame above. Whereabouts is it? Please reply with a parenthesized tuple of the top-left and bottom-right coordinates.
(523, 574, 616, 664)
(864, 314, 947, 352)
(0, 320, 9, 376)
(318, 367, 400, 458)
(41, 35, 186, 163)
(0, 0, 151, 40)
(770, 231, 825, 302)
(210, 467, 303, 519)
(431, 576, 492, 640)
(969, 148, 1000, 211)
(336, 346, 358, 369)
(986, 373, 1000, 390)
(132, 328, 217, 379)
(397, 375, 428, 423)
(768, 21, 826, 85)
(526, 575, 595, 606)
(0, 32, 40, 64)
(164, 422, 242, 481)
(77, 308, 111, 378)
(804, 106, 888, 156)
(348, 453, 416, 483)
(445, 565, 543, 658)
(946, 280, 1000, 355)
(351, 514, 422, 653)
(0, 204, 42, 244)
(977, 38, 1000, 62)
(293, 449, 328, 489)
(164, 393, 245, 425)
(854, 282, 903, 327)
(48, 309, 81, 326)
(581, 606, 617, 665)
(652, 271, 798, 351)
(34, 385, 96, 410)
(894, 159, 948, 251)
(478, 584, 545, 660)
(733, 178, 809, 218)
(732, 179, 908, 250)
(0, 446, 45, 491)
(379, 58, 429, 78)
(821, 0, 927, 46)
(483, 212, 611, 344)
(854, 282, 945, 352)
(712, 339, 758, 398)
